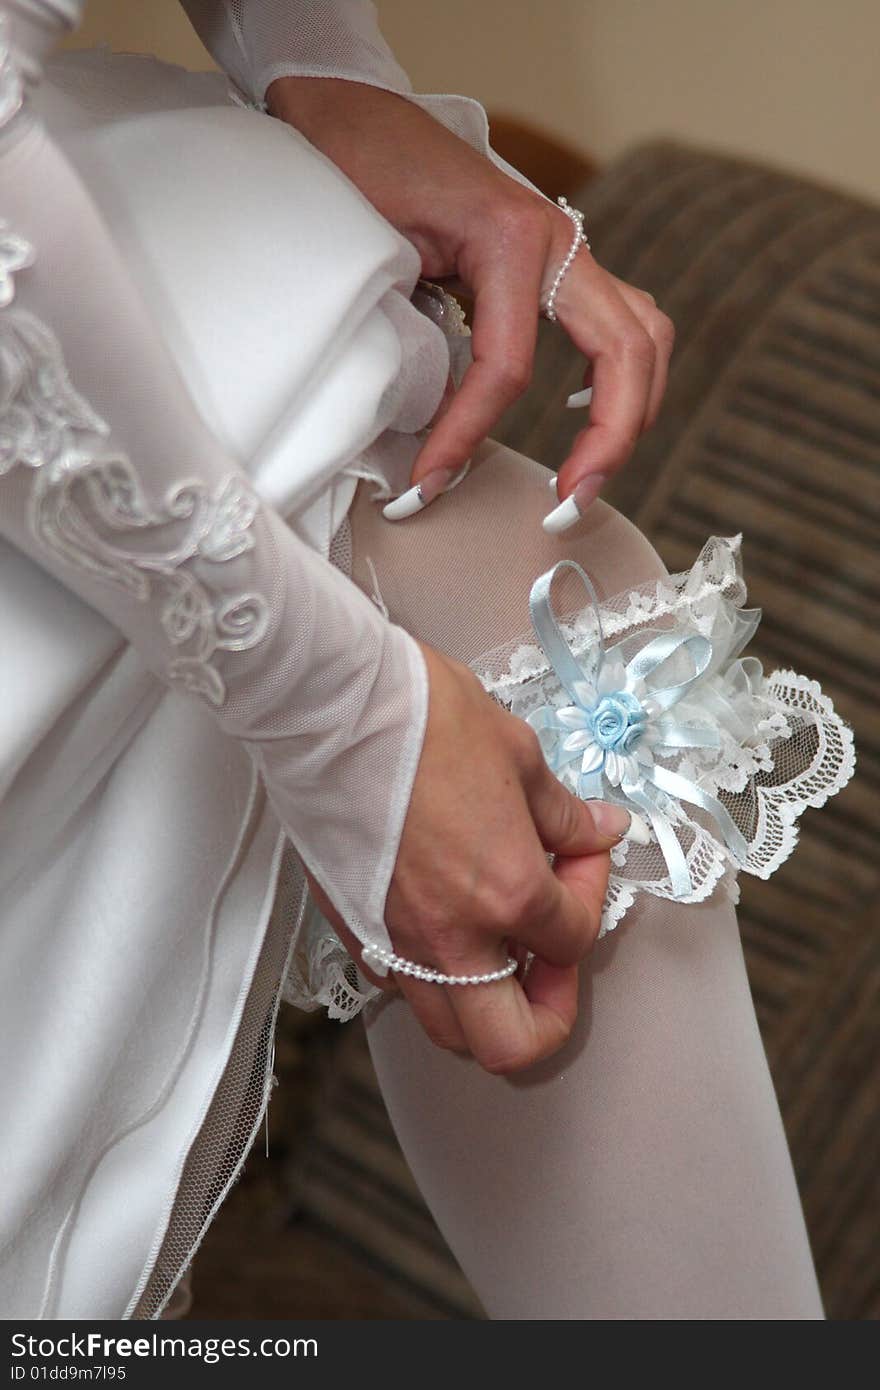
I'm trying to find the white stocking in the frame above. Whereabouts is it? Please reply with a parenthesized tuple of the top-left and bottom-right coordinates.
(346, 438, 824, 1320)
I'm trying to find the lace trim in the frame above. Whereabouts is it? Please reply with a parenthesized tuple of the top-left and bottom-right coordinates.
(281, 894, 381, 1022)
(472, 533, 750, 695)
(0, 223, 270, 708)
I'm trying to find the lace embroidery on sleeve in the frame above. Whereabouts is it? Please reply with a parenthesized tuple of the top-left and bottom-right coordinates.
(0, 222, 270, 708)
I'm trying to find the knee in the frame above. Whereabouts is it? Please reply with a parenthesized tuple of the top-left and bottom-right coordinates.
(471, 436, 669, 599)
(582, 498, 669, 596)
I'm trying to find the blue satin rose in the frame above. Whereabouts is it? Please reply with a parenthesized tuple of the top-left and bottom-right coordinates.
(590, 691, 647, 754)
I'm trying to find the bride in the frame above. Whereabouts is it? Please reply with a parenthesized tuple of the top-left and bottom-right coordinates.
(0, 1, 853, 1319)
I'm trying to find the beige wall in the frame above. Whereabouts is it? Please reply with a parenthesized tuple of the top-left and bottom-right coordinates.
(65, 0, 880, 205)
(63, 0, 213, 69)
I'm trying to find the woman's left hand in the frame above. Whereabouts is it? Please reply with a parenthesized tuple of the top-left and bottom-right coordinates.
(267, 76, 675, 522)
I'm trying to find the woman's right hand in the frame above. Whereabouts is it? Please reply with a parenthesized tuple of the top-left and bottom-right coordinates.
(306, 638, 636, 1074)
(267, 76, 675, 523)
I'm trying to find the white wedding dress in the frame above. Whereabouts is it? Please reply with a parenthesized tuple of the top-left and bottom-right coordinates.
(0, 0, 854, 1320)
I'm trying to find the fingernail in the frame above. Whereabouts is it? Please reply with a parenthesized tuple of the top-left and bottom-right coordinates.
(566, 386, 593, 408)
(382, 486, 428, 521)
(547, 472, 559, 491)
(542, 472, 607, 534)
(381, 460, 470, 521)
(590, 802, 651, 844)
(542, 493, 581, 534)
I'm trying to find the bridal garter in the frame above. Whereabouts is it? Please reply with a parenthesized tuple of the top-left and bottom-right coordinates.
(285, 531, 856, 1017)
(475, 532, 855, 934)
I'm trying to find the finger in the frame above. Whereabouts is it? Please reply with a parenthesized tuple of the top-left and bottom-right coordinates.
(396, 974, 470, 1054)
(491, 742, 628, 965)
(553, 270, 656, 498)
(428, 369, 457, 429)
(507, 848, 608, 966)
(526, 752, 635, 855)
(522, 956, 580, 1032)
(606, 275, 656, 311)
(606, 274, 675, 432)
(446, 966, 578, 1074)
(409, 222, 545, 488)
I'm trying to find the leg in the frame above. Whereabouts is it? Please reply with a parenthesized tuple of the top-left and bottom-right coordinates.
(347, 438, 824, 1319)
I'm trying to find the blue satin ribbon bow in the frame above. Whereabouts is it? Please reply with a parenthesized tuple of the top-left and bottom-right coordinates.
(526, 559, 751, 898)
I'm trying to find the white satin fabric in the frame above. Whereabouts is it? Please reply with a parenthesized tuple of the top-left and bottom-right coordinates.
(0, 0, 535, 1318)
(31, 49, 455, 544)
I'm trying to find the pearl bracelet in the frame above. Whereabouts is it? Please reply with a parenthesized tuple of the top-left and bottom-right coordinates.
(361, 942, 518, 986)
(541, 195, 591, 323)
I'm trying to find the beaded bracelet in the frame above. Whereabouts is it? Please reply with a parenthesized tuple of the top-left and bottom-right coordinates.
(361, 942, 518, 986)
(541, 195, 591, 323)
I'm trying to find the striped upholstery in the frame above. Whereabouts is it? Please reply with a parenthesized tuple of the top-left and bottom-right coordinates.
(192, 141, 877, 1322)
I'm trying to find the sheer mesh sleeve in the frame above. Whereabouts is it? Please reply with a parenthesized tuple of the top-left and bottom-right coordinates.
(179, 0, 555, 205)
(0, 0, 428, 961)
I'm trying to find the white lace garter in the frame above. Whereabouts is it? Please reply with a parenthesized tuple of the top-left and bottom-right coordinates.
(471, 532, 856, 936)
(286, 531, 855, 1020)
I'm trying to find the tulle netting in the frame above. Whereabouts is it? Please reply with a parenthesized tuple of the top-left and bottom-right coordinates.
(131, 838, 305, 1318)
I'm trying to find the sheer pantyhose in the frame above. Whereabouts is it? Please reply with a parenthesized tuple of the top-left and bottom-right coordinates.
(346, 437, 824, 1320)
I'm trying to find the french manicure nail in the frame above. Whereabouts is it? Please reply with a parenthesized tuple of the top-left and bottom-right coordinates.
(542, 493, 581, 534)
(381, 460, 470, 521)
(547, 472, 559, 491)
(590, 802, 651, 844)
(566, 386, 593, 408)
(382, 485, 430, 521)
(621, 810, 651, 844)
(542, 472, 608, 534)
